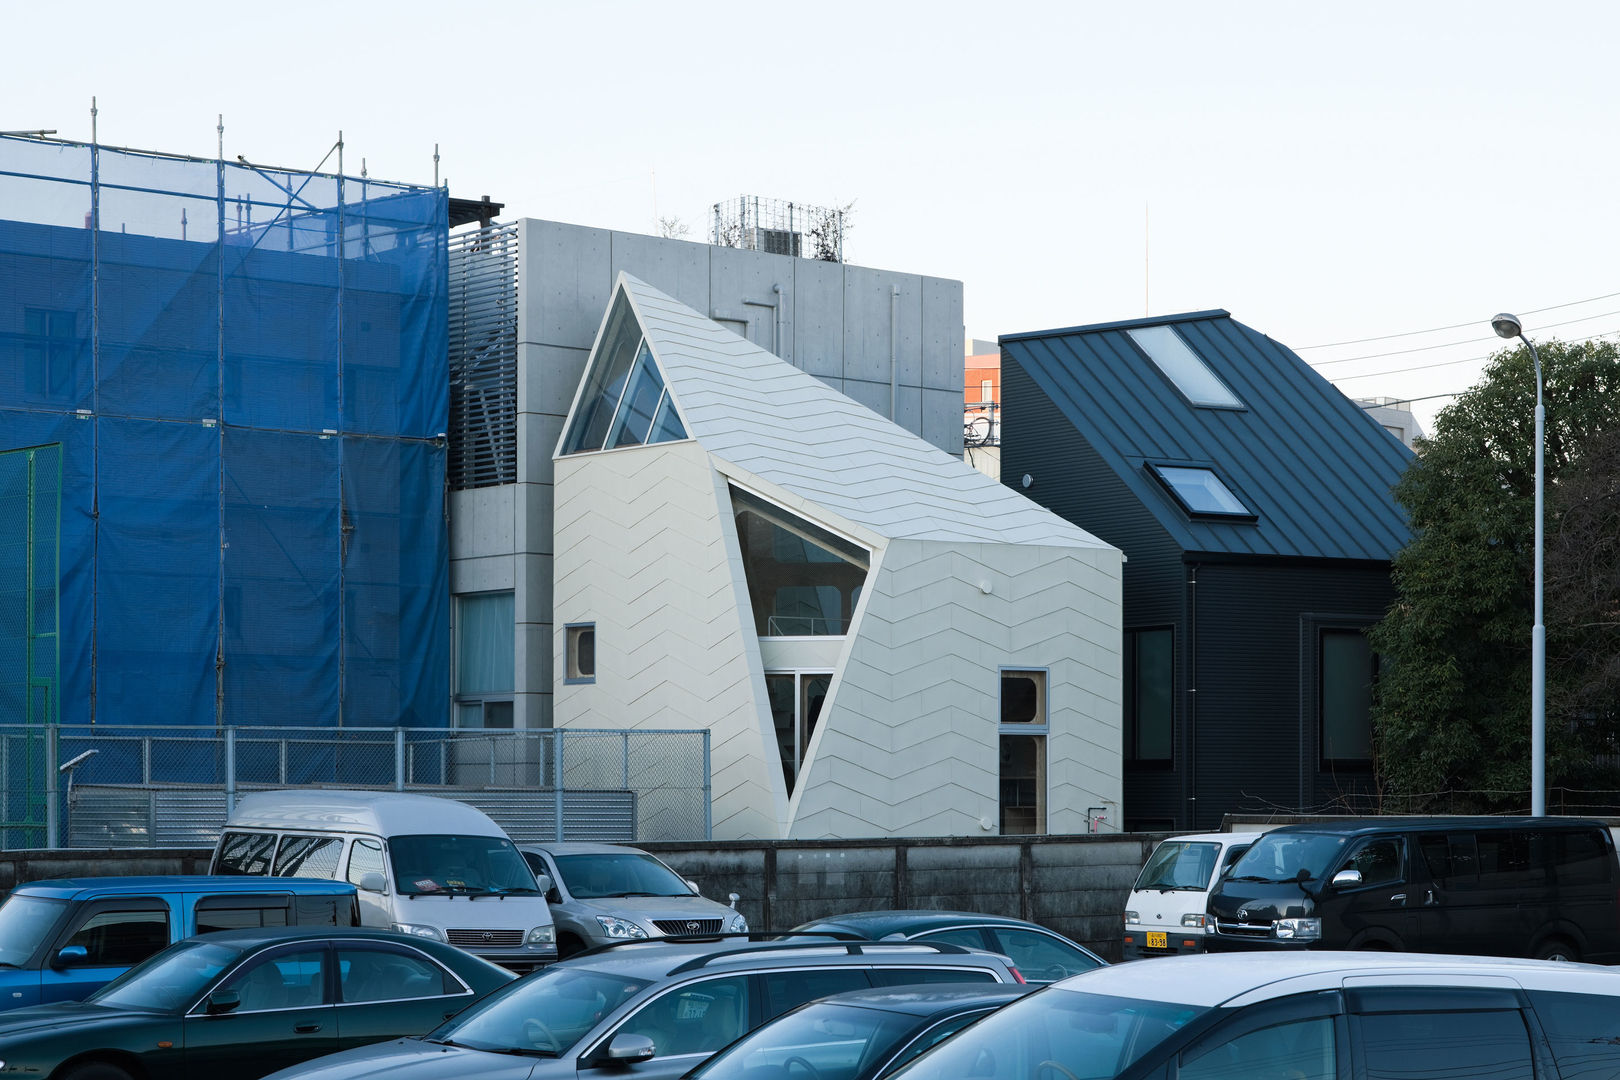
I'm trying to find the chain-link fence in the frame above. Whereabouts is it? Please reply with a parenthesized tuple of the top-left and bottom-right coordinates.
(0, 725, 710, 850)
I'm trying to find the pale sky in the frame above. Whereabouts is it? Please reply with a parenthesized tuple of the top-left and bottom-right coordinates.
(10, 1, 1618, 431)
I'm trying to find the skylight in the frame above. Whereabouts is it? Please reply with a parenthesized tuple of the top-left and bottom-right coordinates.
(1126, 325, 1244, 409)
(1149, 465, 1253, 517)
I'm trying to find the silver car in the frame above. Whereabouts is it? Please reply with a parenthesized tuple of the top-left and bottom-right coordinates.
(519, 842, 747, 957)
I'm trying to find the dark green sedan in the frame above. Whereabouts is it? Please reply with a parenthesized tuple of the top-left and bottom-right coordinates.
(0, 925, 512, 1080)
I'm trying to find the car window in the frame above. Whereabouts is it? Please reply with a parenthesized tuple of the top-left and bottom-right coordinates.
(915, 927, 988, 949)
(986, 928, 1099, 980)
(1529, 990, 1620, 1076)
(194, 895, 290, 934)
(1180, 1017, 1335, 1080)
(64, 907, 169, 966)
(222, 948, 328, 1011)
(274, 835, 344, 878)
(554, 852, 690, 898)
(347, 839, 385, 886)
(100, 940, 239, 1012)
(1357, 1009, 1532, 1080)
(434, 966, 648, 1055)
(764, 968, 870, 1016)
(883, 1010, 994, 1075)
(338, 945, 453, 1003)
(1344, 838, 1403, 887)
(217, 831, 277, 875)
(617, 974, 752, 1057)
(691, 1001, 916, 1080)
(0, 894, 66, 967)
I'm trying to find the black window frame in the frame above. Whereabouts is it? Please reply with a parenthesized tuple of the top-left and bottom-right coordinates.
(1318, 626, 1377, 767)
(1125, 627, 1174, 766)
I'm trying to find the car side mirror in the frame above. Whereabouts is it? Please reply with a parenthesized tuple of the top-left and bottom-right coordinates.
(206, 989, 242, 1015)
(1331, 869, 1363, 889)
(533, 873, 553, 894)
(357, 871, 387, 894)
(52, 945, 89, 969)
(727, 892, 740, 909)
(606, 1033, 656, 1062)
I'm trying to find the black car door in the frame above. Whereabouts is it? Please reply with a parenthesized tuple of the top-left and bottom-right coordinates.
(184, 944, 337, 1080)
(332, 941, 477, 1049)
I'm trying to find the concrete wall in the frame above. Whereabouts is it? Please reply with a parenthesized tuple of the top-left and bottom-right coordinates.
(447, 219, 967, 731)
(791, 539, 1125, 838)
(4, 836, 1159, 962)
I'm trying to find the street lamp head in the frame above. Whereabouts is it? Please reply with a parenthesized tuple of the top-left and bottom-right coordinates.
(1492, 312, 1525, 340)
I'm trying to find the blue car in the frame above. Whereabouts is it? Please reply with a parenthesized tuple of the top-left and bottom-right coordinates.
(0, 875, 359, 1009)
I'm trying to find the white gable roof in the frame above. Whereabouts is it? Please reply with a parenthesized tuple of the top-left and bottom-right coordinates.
(610, 273, 1113, 550)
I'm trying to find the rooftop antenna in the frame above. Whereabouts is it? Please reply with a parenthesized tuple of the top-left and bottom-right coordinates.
(434, 143, 440, 188)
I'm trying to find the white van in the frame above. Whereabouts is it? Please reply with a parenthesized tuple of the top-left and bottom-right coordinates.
(210, 789, 558, 971)
(1122, 830, 1264, 959)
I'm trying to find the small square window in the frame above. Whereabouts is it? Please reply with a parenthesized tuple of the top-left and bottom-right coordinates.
(1148, 464, 1254, 518)
(567, 624, 596, 683)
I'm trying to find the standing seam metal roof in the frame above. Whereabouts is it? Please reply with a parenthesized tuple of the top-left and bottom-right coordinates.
(611, 274, 1116, 551)
(1000, 312, 1412, 560)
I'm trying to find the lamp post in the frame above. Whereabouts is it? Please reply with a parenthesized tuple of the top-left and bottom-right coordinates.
(1491, 312, 1544, 817)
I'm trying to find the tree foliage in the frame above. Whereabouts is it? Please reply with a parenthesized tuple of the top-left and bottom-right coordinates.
(1370, 338, 1620, 811)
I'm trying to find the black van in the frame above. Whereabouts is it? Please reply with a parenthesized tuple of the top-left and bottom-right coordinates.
(1205, 817, 1620, 962)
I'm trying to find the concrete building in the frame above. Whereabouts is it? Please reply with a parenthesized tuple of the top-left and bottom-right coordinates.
(549, 274, 1124, 839)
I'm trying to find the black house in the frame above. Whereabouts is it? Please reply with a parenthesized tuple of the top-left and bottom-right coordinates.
(999, 311, 1412, 831)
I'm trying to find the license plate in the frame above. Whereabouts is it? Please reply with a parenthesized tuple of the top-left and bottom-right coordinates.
(1146, 931, 1167, 949)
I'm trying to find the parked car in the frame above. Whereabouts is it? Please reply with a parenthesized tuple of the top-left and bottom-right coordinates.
(683, 983, 1032, 1080)
(257, 934, 1026, 1080)
(212, 789, 558, 970)
(886, 950, 1620, 1080)
(0, 875, 359, 1010)
(1123, 831, 1264, 959)
(1205, 816, 1620, 961)
(0, 924, 512, 1080)
(517, 841, 747, 957)
(791, 910, 1104, 984)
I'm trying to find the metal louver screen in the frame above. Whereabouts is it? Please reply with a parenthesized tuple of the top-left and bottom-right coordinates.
(448, 224, 519, 489)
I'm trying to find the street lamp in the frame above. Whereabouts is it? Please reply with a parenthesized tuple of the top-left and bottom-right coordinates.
(1491, 312, 1544, 817)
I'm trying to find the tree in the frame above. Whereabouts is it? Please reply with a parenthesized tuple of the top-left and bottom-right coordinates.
(1370, 338, 1620, 812)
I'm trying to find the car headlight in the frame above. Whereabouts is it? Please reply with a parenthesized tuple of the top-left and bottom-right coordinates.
(1274, 918, 1321, 941)
(727, 912, 749, 933)
(1124, 910, 1140, 926)
(392, 922, 446, 942)
(1181, 913, 1207, 928)
(528, 926, 556, 946)
(595, 916, 649, 941)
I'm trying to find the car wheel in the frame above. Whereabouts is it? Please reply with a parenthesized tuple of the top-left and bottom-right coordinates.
(1534, 937, 1579, 962)
(60, 1062, 134, 1080)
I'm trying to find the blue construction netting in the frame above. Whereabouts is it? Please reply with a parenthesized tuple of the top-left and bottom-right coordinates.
(0, 134, 450, 734)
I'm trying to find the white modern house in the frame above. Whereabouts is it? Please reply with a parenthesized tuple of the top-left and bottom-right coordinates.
(551, 274, 1125, 840)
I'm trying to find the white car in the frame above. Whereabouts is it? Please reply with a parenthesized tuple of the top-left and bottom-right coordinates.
(1123, 830, 1263, 959)
(518, 842, 746, 957)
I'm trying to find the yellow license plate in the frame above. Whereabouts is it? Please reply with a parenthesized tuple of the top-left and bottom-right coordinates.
(1146, 931, 1168, 949)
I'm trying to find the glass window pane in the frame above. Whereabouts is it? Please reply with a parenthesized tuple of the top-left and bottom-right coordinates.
(1358, 1010, 1531, 1080)
(1182, 1017, 1335, 1080)
(457, 592, 513, 694)
(1127, 325, 1243, 408)
(339, 946, 451, 1003)
(606, 343, 666, 449)
(1530, 991, 1620, 1078)
(348, 839, 385, 886)
(1152, 466, 1251, 516)
(66, 909, 169, 966)
(1001, 673, 1044, 724)
(647, 391, 687, 443)
(565, 294, 643, 454)
(1129, 629, 1173, 761)
(274, 835, 344, 878)
(999, 734, 1044, 834)
(225, 948, 327, 1011)
(768, 674, 797, 793)
(1321, 630, 1372, 761)
(733, 488, 868, 639)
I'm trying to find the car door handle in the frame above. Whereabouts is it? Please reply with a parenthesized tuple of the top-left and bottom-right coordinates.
(294, 1023, 323, 1034)
(1389, 893, 1406, 904)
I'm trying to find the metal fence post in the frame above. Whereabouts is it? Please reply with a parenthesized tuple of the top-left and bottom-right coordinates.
(224, 727, 236, 813)
(44, 724, 58, 848)
(704, 729, 712, 840)
(394, 728, 405, 791)
(553, 729, 565, 842)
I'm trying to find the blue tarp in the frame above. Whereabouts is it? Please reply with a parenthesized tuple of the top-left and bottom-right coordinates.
(0, 136, 450, 730)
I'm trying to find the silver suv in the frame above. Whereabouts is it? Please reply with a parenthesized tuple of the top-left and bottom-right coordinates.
(260, 936, 1025, 1080)
(519, 842, 747, 957)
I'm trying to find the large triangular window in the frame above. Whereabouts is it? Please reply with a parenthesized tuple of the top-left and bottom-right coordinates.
(563, 292, 687, 455)
(731, 487, 869, 637)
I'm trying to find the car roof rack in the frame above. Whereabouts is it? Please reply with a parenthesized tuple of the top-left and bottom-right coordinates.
(666, 938, 973, 975)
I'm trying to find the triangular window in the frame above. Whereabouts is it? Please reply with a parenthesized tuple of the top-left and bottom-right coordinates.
(563, 292, 686, 454)
(731, 486, 869, 637)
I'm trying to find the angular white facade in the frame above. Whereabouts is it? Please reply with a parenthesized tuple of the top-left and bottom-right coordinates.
(554, 275, 1125, 840)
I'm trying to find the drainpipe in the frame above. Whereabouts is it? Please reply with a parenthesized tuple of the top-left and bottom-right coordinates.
(773, 283, 784, 361)
(889, 286, 900, 419)
(1186, 564, 1198, 830)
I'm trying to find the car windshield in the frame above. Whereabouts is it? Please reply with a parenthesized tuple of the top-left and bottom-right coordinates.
(88, 940, 240, 1012)
(389, 834, 541, 895)
(1134, 842, 1220, 891)
(428, 965, 650, 1055)
(690, 1001, 917, 1080)
(0, 894, 66, 967)
(885, 989, 1203, 1080)
(1226, 833, 1348, 884)
(555, 852, 691, 899)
